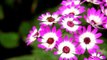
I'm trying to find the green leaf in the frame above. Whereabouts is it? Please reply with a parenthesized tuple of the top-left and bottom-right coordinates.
(0, 5, 4, 20)
(0, 32, 19, 48)
(5, 0, 14, 7)
(99, 38, 107, 56)
(19, 22, 31, 39)
(7, 55, 35, 60)
(31, 41, 58, 60)
(32, 48, 58, 60)
(47, 5, 60, 13)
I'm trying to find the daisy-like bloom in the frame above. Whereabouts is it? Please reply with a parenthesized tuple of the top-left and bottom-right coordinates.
(61, 0, 81, 6)
(84, 7, 106, 28)
(100, 5, 107, 16)
(85, 0, 102, 5)
(102, 20, 107, 29)
(38, 12, 60, 26)
(102, 0, 107, 6)
(38, 26, 62, 51)
(59, 15, 81, 33)
(58, 3, 85, 16)
(84, 52, 106, 60)
(74, 25, 104, 54)
(54, 36, 78, 60)
(26, 26, 40, 45)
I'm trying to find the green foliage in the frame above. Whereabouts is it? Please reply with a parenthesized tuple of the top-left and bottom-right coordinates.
(7, 55, 35, 60)
(32, 41, 58, 60)
(0, 32, 19, 48)
(5, 0, 14, 7)
(19, 22, 32, 39)
(0, 5, 4, 20)
(99, 38, 107, 56)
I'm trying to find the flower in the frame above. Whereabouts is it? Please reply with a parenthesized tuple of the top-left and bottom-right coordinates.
(102, 0, 107, 6)
(37, 26, 62, 51)
(26, 26, 40, 45)
(59, 15, 81, 33)
(61, 0, 80, 6)
(38, 12, 60, 26)
(74, 25, 103, 54)
(84, 7, 106, 28)
(58, 3, 85, 16)
(100, 5, 107, 16)
(102, 20, 107, 29)
(54, 36, 78, 60)
(84, 52, 106, 60)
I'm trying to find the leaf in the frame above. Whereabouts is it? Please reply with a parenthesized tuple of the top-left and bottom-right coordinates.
(31, 41, 58, 60)
(32, 48, 58, 60)
(99, 38, 107, 56)
(0, 5, 4, 20)
(0, 32, 19, 48)
(19, 22, 31, 39)
(7, 55, 35, 60)
(47, 5, 60, 13)
(5, 0, 14, 7)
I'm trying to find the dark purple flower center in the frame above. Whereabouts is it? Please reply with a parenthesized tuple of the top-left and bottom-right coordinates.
(33, 32, 39, 37)
(47, 38, 54, 44)
(84, 37, 91, 44)
(67, 21, 74, 27)
(63, 46, 70, 53)
(47, 17, 55, 22)
(69, 12, 75, 15)
(91, 20, 96, 24)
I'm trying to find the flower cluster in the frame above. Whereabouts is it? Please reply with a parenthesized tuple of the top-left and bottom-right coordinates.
(26, 0, 107, 60)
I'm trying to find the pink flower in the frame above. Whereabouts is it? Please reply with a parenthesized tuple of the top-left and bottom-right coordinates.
(84, 52, 106, 60)
(37, 26, 62, 51)
(58, 3, 85, 16)
(38, 12, 60, 26)
(75, 25, 103, 54)
(84, 7, 106, 28)
(54, 35, 78, 60)
(26, 26, 40, 45)
(61, 0, 81, 6)
(59, 15, 81, 33)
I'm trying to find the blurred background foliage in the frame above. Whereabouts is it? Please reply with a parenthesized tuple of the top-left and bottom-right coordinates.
(0, 0, 107, 60)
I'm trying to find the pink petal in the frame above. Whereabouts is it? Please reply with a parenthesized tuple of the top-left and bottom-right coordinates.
(95, 33, 102, 38)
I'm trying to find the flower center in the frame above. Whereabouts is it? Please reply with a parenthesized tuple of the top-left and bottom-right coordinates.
(91, 20, 96, 24)
(33, 32, 39, 37)
(84, 37, 91, 44)
(69, 12, 75, 15)
(47, 17, 55, 22)
(47, 38, 54, 44)
(67, 21, 74, 27)
(63, 46, 70, 53)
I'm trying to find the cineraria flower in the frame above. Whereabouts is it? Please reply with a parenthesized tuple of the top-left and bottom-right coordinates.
(58, 3, 85, 16)
(103, 0, 107, 6)
(84, 52, 106, 60)
(26, 26, 40, 45)
(85, 0, 101, 5)
(54, 36, 78, 60)
(61, 0, 80, 6)
(100, 5, 107, 16)
(84, 7, 106, 28)
(38, 26, 62, 51)
(38, 12, 60, 26)
(75, 25, 103, 54)
(102, 20, 107, 29)
(59, 15, 81, 33)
